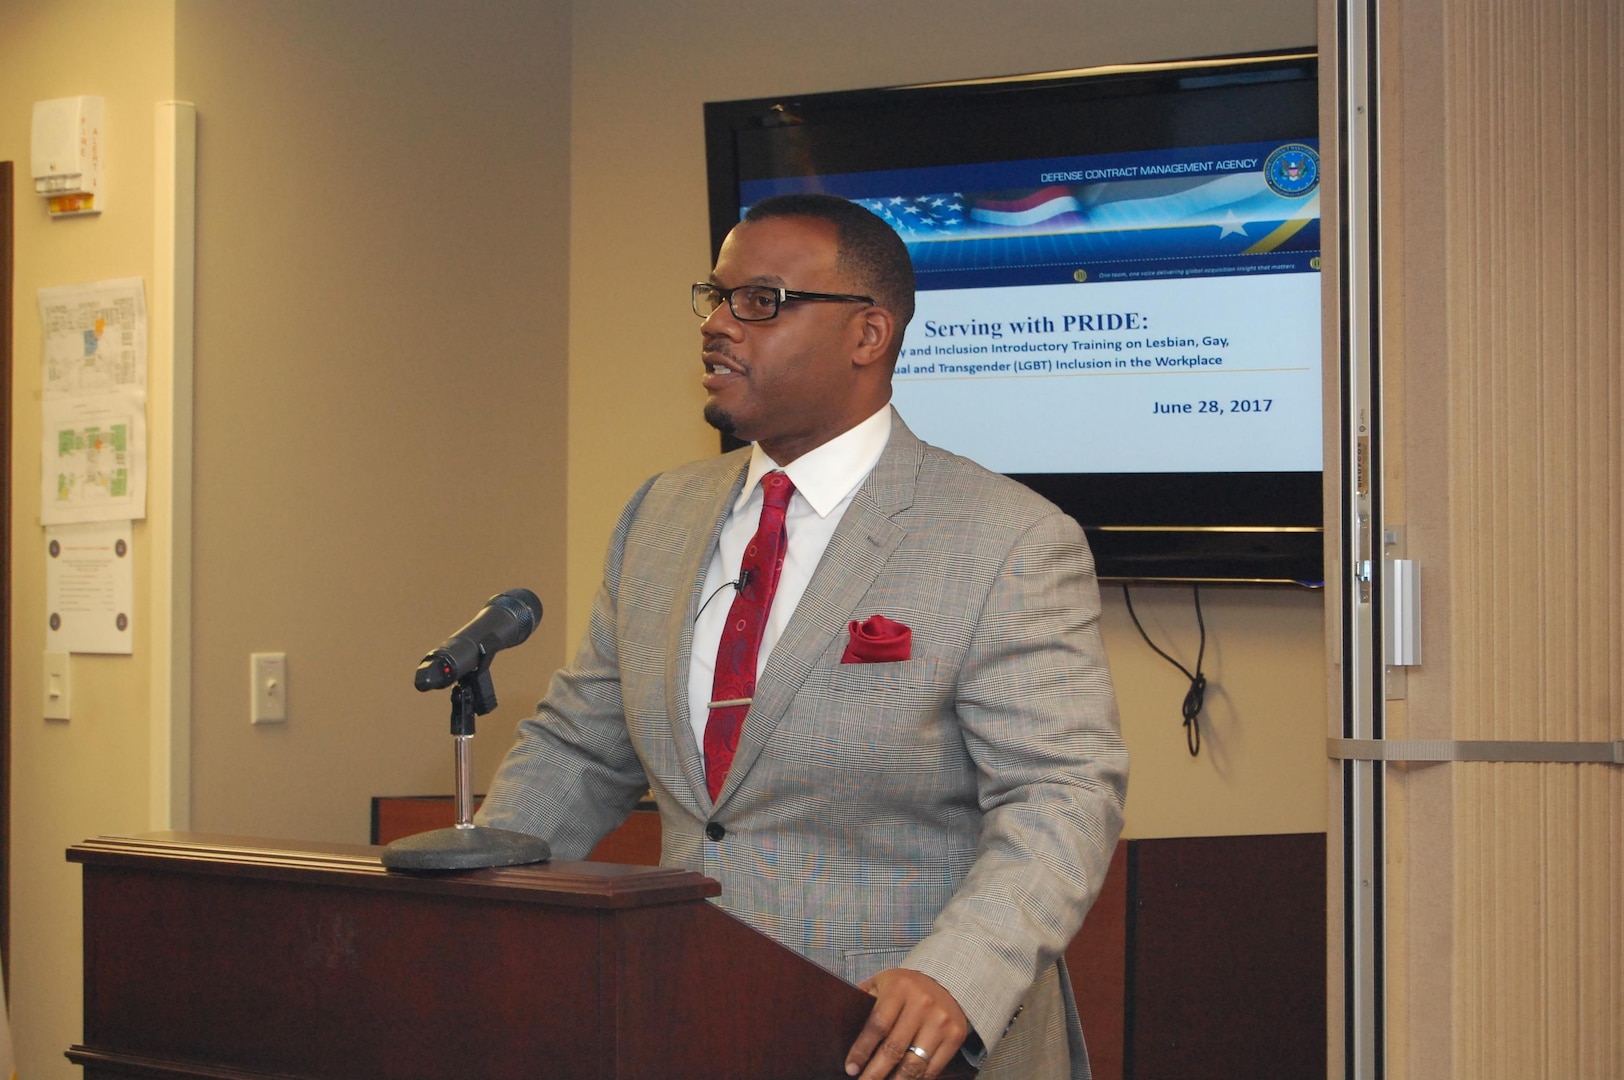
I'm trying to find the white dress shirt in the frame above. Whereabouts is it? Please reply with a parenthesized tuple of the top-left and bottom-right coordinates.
(687, 405, 894, 757)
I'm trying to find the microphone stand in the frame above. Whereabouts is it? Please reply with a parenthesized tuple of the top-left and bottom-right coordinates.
(381, 662, 551, 871)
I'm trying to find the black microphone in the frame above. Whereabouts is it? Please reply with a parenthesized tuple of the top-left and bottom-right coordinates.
(414, 588, 543, 691)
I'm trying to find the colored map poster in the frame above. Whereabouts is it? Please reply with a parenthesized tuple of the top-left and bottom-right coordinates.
(37, 278, 148, 524)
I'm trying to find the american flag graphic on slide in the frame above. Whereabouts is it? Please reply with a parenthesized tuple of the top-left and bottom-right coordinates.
(853, 188, 1088, 235)
(856, 169, 1318, 289)
(853, 194, 968, 236)
(967, 185, 1085, 228)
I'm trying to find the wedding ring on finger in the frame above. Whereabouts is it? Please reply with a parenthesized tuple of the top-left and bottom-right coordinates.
(906, 1045, 930, 1061)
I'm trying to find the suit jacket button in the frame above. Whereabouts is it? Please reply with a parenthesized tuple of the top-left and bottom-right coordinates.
(705, 822, 726, 841)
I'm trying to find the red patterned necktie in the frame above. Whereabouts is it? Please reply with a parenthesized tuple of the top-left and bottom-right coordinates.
(704, 471, 796, 800)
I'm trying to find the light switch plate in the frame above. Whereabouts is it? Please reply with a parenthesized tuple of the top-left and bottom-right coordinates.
(44, 651, 71, 720)
(251, 652, 287, 724)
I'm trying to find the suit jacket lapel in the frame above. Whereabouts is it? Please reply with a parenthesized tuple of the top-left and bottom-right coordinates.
(715, 418, 924, 804)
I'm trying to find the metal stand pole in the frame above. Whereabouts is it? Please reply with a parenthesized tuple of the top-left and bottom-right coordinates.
(381, 667, 551, 871)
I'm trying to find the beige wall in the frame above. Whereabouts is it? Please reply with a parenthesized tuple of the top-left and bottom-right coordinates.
(173, 0, 573, 844)
(566, 0, 1326, 841)
(4, 3, 571, 1076)
(1, 2, 176, 1074)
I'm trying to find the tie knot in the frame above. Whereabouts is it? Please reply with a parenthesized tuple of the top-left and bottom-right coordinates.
(760, 471, 795, 511)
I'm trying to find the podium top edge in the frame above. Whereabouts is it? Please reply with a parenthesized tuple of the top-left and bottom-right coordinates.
(68, 832, 721, 909)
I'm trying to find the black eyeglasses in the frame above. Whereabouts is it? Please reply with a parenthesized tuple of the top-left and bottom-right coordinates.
(692, 282, 875, 322)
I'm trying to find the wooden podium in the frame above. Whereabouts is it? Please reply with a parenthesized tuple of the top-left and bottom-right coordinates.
(67, 833, 975, 1080)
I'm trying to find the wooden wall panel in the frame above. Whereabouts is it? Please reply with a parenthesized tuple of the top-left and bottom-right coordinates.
(1126, 834, 1326, 1079)
(1341, 0, 1624, 1075)
(1432, 0, 1622, 1077)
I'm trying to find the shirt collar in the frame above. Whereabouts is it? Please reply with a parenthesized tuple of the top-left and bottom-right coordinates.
(738, 405, 893, 518)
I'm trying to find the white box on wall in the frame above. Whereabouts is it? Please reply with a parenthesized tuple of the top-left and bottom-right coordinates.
(32, 95, 105, 216)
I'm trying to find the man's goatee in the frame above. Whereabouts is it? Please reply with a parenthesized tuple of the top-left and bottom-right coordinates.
(703, 402, 737, 438)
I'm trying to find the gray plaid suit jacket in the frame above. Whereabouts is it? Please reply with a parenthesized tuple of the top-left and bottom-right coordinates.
(479, 415, 1127, 1078)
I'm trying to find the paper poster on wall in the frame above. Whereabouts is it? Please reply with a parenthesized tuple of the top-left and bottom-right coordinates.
(46, 520, 135, 655)
(37, 277, 149, 524)
(39, 392, 148, 525)
(38, 277, 148, 395)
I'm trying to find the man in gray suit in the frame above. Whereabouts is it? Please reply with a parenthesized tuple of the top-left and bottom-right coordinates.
(477, 194, 1127, 1079)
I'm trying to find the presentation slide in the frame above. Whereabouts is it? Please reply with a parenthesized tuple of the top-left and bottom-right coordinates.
(895, 274, 1320, 474)
(742, 139, 1322, 475)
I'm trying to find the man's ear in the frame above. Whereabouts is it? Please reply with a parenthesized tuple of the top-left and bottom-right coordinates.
(851, 305, 899, 369)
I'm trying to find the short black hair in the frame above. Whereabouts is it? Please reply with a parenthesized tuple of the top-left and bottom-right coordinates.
(742, 193, 916, 334)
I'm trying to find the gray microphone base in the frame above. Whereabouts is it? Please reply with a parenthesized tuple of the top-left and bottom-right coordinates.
(381, 824, 552, 871)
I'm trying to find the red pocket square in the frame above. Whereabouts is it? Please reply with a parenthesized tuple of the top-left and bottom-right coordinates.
(841, 614, 912, 663)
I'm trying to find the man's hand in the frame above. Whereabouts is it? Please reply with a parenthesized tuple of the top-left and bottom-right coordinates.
(844, 968, 969, 1080)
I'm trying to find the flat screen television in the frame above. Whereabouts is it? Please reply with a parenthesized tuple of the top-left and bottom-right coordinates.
(703, 50, 1323, 585)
